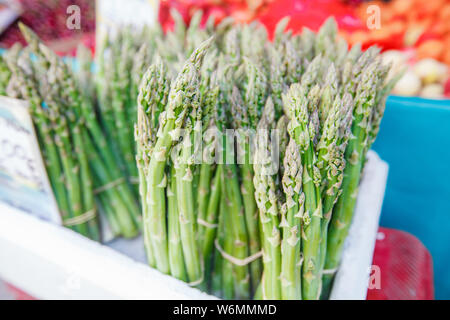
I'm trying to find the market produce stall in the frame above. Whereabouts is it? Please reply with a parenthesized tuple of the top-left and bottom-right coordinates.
(0, 0, 446, 301)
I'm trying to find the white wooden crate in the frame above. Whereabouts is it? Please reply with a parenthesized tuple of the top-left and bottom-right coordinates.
(0, 151, 388, 300)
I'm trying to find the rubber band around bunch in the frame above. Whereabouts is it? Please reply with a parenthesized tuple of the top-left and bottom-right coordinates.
(214, 239, 263, 267)
(63, 208, 96, 226)
(93, 177, 126, 194)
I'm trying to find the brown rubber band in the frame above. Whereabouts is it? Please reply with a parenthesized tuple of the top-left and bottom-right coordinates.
(63, 209, 96, 226)
(197, 218, 218, 229)
(214, 239, 262, 266)
(93, 177, 126, 194)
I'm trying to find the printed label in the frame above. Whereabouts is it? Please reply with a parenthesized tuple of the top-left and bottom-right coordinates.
(0, 96, 60, 223)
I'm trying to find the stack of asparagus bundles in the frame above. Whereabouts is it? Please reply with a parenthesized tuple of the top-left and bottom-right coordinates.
(95, 27, 152, 189)
(3, 41, 100, 240)
(136, 13, 398, 300)
(95, 11, 229, 182)
(3, 24, 141, 239)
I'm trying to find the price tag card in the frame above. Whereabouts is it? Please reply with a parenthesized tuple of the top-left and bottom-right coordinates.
(0, 96, 61, 224)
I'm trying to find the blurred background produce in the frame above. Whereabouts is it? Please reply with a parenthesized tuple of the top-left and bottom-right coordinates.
(159, 0, 450, 98)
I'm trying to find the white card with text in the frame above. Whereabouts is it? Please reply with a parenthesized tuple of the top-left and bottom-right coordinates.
(0, 96, 61, 224)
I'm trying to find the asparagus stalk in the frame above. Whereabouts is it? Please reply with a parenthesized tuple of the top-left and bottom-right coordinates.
(175, 123, 203, 283)
(135, 133, 155, 265)
(253, 97, 281, 299)
(112, 31, 138, 181)
(54, 53, 140, 234)
(168, 165, 188, 281)
(211, 189, 225, 297)
(284, 81, 322, 300)
(198, 85, 222, 287)
(197, 63, 220, 245)
(316, 93, 353, 298)
(20, 23, 140, 237)
(269, 44, 285, 119)
(74, 119, 100, 241)
(201, 164, 223, 286)
(222, 147, 250, 299)
(280, 138, 304, 299)
(75, 43, 95, 105)
(221, 179, 235, 300)
(230, 86, 262, 295)
(136, 56, 169, 265)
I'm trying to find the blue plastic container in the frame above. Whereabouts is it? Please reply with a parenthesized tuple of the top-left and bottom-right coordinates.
(372, 95, 450, 300)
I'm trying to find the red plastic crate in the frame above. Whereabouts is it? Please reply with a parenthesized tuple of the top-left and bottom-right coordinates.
(367, 227, 434, 300)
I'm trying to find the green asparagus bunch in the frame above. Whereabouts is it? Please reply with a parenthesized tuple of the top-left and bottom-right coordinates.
(5, 23, 142, 239)
(136, 37, 212, 278)
(136, 29, 265, 298)
(321, 51, 397, 298)
(3, 35, 100, 240)
(95, 10, 222, 191)
(134, 13, 395, 300)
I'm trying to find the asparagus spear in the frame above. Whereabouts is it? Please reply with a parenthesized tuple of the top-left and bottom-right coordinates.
(196, 56, 219, 244)
(111, 31, 138, 181)
(230, 85, 262, 296)
(222, 143, 251, 299)
(284, 81, 322, 300)
(75, 44, 95, 105)
(280, 138, 304, 300)
(221, 178, 235, 299)
(211, 185, 225, 297)
(136, 56, 169, 266)
(201, 163, 223, 288)
(269, 44, 285, 119)
(167, 165, 188, 281)
(175, 117, 203, 283)
(253, 97, 281, 299)
(316, 93, 354, 296)
(198, 87, 222, 287)
(44, 50, 95, 237)
(273, 17, 291, 47)
(314, 18, 338, 62)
